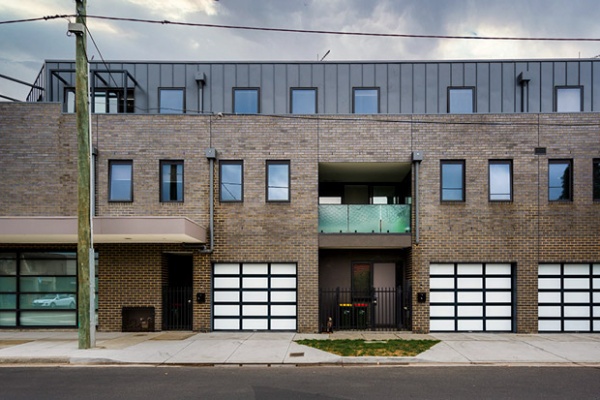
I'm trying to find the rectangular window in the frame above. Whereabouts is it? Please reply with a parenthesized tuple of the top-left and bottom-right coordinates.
(441, 160, 465, 202)
(64, 88, 75, 113)
(489, 160, 513, 201)
(92, 89, 134, 114)
(556, 87, 582, 112)
(594, 159, 600, 201)
(233, 88, 259, 114)
(266, 160, 290, 202)
(448, 87, 475, 113)
(291, 88, 317, 114)
(109, 160, 133, 202)
(220, 161, 243, 202)
(160, 161, 184, 202)
(353, 88, 379, 114)
(548, 160, 573, 201)
(159, 88, 185, 114)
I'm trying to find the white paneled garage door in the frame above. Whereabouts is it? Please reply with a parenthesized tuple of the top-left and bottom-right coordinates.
(430, 263, 514, 332)
(213, 263, 297, 331)
(538, 263, 600, 332)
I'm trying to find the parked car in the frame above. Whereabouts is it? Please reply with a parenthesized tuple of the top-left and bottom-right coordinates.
(32, 294, 76, 309)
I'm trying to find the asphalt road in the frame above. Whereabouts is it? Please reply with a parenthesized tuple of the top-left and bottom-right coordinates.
(1, 366, 599, 399)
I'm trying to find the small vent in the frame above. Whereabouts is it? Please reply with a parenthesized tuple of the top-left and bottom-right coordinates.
(534, 147, 547, 155)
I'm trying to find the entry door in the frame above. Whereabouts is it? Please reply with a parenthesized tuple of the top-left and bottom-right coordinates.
(163, 255, 193, 330)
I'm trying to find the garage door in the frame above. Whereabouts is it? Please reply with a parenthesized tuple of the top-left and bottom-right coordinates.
(212, 263, 297, 331)
(538, 263, 600, 332)
(430, 263, 514, 332)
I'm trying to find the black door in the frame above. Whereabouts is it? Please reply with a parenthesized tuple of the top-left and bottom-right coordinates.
(163, 254, 193, 330)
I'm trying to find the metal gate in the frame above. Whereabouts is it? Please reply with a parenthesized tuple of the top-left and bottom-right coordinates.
(162, 286, 193, 330)
(319, 287, 402, 331)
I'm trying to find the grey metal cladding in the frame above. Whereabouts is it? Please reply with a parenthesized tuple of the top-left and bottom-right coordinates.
(40, 59, 600, 114)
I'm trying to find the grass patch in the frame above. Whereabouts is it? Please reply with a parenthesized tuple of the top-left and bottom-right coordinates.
(295, 339, 440, 357)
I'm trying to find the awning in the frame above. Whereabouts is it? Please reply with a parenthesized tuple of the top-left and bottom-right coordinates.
(0, 216, 206, 244)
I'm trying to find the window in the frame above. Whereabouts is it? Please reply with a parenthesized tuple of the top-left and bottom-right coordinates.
(556, 87, 582, 112)
(441, 160, 465, 202)
(159, 89, 185, 114)
(233, 88, 259, 114)
(92, 89, 134, 114)
(109, 160, 133, 202)
(548, 160, 573, 201)
(593, 159, 600, 201)
(291, 88, 317, 114)
(353, 88, 379, 114)
(448, 87, 474, 113)
(266, 160, 290, 202)
(160, 161, 183, 202)
(489, 160, 513, 201)
(220, 161, 243, 202)
(64, 88, 75, 113)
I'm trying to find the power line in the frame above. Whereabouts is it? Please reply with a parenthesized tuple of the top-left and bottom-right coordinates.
(0, 15, 73, 25)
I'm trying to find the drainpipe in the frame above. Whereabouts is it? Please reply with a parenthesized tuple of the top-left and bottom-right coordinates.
(411, 151, 423, 244)
(201, 147, 217, 253)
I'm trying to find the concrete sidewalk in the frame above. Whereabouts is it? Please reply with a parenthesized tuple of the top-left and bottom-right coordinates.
(0, 331, 600, 366)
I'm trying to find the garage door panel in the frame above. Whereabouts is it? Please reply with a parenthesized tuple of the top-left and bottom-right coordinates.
(538, 292, 561, 303)
(565, 264, 590, 274)
(271, 319, 296, 330)
(430, 264, 454, 275)
(430, 277, 454, 289)
(457, 264, 482, 275)
(486, 306, 512, 317)
(458, 320, 483, 331)
(242, 319, 268, 330)
(430, 319, 455, 331)
(214, 291, 240, 302)
(271, 291, 296, 302)
(214, 277, 239, 288)
(564, 306, 590, 317)
(486, 264, 512, 274)
(430, 291, 454, 303)
(486, 319, 512, 331)
(457, 277, 482, 289)
(243, 277, 268, 288)
(243, 263, 268, 275)
(564, 278, 590, 289)
(486, 292, 512, 303)
(242, 305, 268, 316)
(214, 319, 240, 330)
(539, 306, 561, 317)
(564, 320, 590, 331)
(486, 277, 511, 289)
(457, 306, 482, 317)
(539, 278, 561, 289)
(457, 292, 483, 303)
(564, 292, 590, 303)
(271, 305, 296, 316)
(214, 305, 240, 316)
(242, 291, 268, 302)
(271, 263, 297, 274)
(539, 320, 561, 331)
(214, 263, 240, 274)
(271, 277, 296, 288)
(430, 305, 454, 317)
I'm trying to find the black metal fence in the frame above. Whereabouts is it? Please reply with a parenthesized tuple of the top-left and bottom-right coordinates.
(319, 287, 403, 331)
(162, 286, 193, 330)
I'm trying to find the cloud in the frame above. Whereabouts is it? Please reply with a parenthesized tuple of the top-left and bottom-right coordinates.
(126, 0, 219, 20)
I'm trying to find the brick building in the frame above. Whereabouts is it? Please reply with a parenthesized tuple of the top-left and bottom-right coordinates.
(0, 59, 599, 333)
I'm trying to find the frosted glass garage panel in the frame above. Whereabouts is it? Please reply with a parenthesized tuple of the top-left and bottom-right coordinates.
(564, 306, 589, 317)
(214, 263, 239, 275)
(271, 319, 296, 330)
(270, 305, 296, 316)
(457, 292, 483, 303)
(594, 292, 600, 302)
(594, 321, 600, 331)
(594, 264, 600, 274)
(242, 291, 268, 302)
(486, 305, 512, 317)
(458, 319, 483, 331)
(564, 320, 590, 331)
(539, 320, 561, 331)
(243, 263, 268, 275)
(486, 277, 511, 289)
(539, 306, 561, 317)
(214, 277, 239, 289)
(538, 278, 561, 289)
(564, 278, 589, 289)
(271, 263, 296, 275)
(243, 277, 268, 288)
(430, 277, 454, 289)
(430, 264, 454, 275)
(214, 305, 240, 316)
(271, 291, 296, 302)
(242, 319, 268, 330)
(271, 277, 296, 288)
(430, 292, 454, 303)
(593, 278, 600, 288)
(486, 320, 512, 331)
(458, 306, 483, 317)
(593, 306, 600, 315)
(242, 305, 268, 316)
(486, 292, 512, 303)
(538, 292, 561, 303)
(457, 264, 482, 275)
(457, 277, 482, 289)
(430, 319, 455, 331)
(564, 264, 590, 275)
(214, 291, 240, 302)
(486, 264, 511, 274)
(430, 305, 455, 317)
(214, 319, 239, 330)
(564, 292, 590, 303)
(539, 264, 560, 275)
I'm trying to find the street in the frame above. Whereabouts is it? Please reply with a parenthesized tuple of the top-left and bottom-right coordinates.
(1, 366, 599, 399)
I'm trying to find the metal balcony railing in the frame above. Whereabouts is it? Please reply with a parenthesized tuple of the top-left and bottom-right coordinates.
(318, 204, 411, 234)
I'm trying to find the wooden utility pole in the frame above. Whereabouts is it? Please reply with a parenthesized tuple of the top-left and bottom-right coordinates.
(73, 0, 94, 349)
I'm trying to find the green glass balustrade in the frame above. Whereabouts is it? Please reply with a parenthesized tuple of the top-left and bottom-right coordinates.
(318, 204, 411, 233)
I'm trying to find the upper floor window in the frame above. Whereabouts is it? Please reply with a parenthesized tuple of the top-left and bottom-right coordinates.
(266, 160, 290, 202)
(160, 160, 183, 202)
(220, 161, 243, 202)
(92, 89, 134, 114)
(353, 88, 379, 114)
(109, 160, 133, 202)
(64, 88, 75, 113)
(593, 159, 600, 201)
(159, 89, 185, 114)
(441, 160, 465, 202)
(448, 88, 474, 113)
(489, 160, 513, 201)
(233, 88, 259, 114)
(291, 88, 317, 114)
(555, 87, 582, 112)
(548, 159, 572, 201)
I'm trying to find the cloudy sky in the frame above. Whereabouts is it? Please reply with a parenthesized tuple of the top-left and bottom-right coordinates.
(1, 0, 600, 101)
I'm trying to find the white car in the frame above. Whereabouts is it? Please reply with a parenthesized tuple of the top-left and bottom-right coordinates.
(32, 294, 76, 309)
